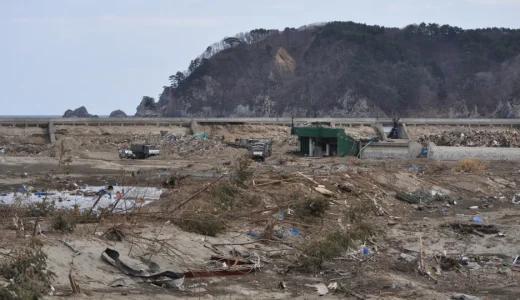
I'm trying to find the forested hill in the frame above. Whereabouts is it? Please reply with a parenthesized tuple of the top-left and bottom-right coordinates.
(136, 22, 520, 118)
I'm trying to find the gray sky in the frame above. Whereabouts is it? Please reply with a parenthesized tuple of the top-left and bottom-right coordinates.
(2, 0, 520, 116)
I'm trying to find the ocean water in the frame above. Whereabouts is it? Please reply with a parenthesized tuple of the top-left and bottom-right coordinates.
(0, 115, 109, 118)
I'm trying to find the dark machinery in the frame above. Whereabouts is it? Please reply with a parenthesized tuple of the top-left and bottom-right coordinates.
(387, 117, 400, 139)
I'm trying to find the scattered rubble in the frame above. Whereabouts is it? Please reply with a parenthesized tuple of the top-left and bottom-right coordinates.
(2, 124, 520, 299)
(161, 135, 227, 158)
(419, 129, 519, 147)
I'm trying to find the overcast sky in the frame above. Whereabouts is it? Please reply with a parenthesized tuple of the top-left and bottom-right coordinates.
(2, 0, 520, 116)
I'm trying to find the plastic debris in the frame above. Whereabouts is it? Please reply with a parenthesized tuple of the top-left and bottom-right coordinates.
(512, 256, 520, 272)
(472, 216, 483, 223)
(247, 231, 261, 238)
(399, 253, 417, 263)
(512, 193, 520, 204)
(327, 282, 338, 291)
(305, 283, 328, 295)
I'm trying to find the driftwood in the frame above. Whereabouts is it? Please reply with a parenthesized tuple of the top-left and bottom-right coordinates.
(68, 269, 81, 294)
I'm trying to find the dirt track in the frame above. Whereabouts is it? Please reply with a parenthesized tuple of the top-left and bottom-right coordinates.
(2, 125, 520, 299)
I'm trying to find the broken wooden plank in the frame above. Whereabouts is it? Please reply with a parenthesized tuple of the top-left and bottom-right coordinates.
(314, 185, 335, 197)
(296, 172, 320, 185)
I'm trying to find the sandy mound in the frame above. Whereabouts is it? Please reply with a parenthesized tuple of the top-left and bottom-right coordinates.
(51, 137, 85, 158)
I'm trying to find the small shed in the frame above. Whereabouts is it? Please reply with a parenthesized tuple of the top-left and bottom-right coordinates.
(290, 126, 359, 157)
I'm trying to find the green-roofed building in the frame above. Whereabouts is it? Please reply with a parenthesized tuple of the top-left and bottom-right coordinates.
(290, 126, 359, 157)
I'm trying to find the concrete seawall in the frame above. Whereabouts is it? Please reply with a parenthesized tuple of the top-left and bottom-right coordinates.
(3, 117, 520, 128)
(428, 143, 520, 161)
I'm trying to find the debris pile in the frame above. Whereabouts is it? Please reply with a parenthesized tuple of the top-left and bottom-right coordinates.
(1, 143, 45, 156)
(419, 130, 519, 147)
(282, 134, 298, 147)
(161, 135, 226, 158)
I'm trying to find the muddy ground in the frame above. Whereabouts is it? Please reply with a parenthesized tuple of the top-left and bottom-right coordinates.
(1, 125, 520, 300)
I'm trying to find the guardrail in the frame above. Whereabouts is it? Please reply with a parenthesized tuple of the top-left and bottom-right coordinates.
(1, 117, 520, 127)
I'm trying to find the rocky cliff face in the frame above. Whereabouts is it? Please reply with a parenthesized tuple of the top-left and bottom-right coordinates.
(109, 110, 128, 117)
(62, 106, 98, 118)
(140, 22, 520, 118)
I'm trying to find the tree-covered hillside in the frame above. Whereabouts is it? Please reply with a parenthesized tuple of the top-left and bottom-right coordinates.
(137, 21, 520, 118)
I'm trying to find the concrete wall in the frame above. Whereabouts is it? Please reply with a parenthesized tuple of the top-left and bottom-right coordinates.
(360, 141, 423, 159)
(361, 145, 409, 159)
(408, 141, 423, 158)
(428, 143, 520, 161)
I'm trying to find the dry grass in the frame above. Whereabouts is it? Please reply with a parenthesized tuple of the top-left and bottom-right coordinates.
(51, 212, 76, 233)
(174, 212, 227, 237)
(452, 157, 486, 174)
(298, 198, 380, 271)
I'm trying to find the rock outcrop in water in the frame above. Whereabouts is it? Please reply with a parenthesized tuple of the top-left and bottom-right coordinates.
(62, 106, 98, 118)
(109, 110, 128, 118)
(135, 96, 160, 117)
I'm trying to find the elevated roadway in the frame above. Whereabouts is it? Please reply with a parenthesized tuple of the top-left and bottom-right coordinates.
(2, 117, 520, 128)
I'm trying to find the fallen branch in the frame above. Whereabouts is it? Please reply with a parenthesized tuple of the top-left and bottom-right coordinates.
(472, 230, 485, 237)
(254, 179, 292, 187)
(40, 231, 81, 255)
(212, 239, 295, 247)
(419, 237, 424, 270)
(171, 173, 226, 213)
(364, 192, 390, 216)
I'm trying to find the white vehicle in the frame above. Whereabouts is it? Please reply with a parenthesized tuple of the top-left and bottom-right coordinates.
(119, 149, 135, 159)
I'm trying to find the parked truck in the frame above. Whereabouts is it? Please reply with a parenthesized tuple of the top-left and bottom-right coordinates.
(248, 141, 272, 161)
(130, 144, 160, 159)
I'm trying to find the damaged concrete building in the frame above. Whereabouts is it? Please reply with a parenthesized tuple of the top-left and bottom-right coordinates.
(290, 126, 359, 157)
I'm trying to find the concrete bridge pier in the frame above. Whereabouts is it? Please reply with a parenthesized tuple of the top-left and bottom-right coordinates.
(48, 121, 56, 143)
(190, 119, 199, 134)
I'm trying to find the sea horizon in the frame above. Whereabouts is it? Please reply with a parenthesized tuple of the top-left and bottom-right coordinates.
(0, 115, 110, 118)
